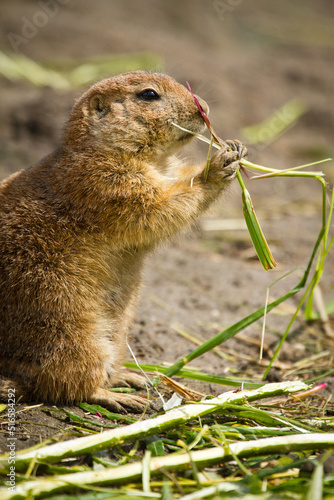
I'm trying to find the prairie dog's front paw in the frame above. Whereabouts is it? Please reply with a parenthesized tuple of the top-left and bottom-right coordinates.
(224, 139, 248, 160)
(209, 139, 247, 182)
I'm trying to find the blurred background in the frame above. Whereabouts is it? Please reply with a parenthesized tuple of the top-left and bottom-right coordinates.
(0, 0, 333, 382)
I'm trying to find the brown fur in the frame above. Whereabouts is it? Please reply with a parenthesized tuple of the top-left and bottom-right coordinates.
(0, 71, 246, 412)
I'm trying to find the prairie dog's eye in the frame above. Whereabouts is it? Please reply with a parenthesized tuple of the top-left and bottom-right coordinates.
(137, 89, 160, 101)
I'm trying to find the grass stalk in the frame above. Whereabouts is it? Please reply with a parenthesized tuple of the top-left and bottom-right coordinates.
(0, 382, 307, 473)
(306, 461, 324, 500)
(236, 169, 276, 270)
(1, 432, 333, 499)
(304, 186, 334, 319)
(124, 362, 263, 389)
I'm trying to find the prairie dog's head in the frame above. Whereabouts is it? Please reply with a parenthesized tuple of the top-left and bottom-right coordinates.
(64, 71, 208, 160)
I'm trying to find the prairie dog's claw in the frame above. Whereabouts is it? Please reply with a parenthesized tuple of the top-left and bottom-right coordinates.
(225, 139, 248, 160)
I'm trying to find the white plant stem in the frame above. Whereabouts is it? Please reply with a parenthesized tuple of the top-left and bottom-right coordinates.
(0, 382, 307, 472)
(1, 432, 333, 499)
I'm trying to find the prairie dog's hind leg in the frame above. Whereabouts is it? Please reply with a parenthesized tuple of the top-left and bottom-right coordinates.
(87, 387, 149, 413)
(108, 368, 148, 389)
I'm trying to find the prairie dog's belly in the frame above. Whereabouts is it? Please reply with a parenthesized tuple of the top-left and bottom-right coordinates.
(85, 245, 145, 377)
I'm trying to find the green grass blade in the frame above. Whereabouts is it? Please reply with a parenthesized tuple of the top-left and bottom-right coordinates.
(237, 169, 276, 271)
(124, 362, 263, 389)
(306, 462, 324, 500)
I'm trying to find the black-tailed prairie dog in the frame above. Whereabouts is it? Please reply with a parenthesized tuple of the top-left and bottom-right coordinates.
(0, 71, 246, 412)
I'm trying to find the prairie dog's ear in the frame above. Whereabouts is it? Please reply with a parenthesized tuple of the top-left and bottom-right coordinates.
(89, 94, 109, 118)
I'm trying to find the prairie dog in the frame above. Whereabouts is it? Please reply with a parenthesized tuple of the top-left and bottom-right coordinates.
(0, 71, 246, 412)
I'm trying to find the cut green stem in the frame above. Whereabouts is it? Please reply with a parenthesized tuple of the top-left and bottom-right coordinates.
(236, 169, 276, 271)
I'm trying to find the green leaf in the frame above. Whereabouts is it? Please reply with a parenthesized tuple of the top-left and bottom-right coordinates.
(0, 404, 7, 414)
(78, 403, 136, 423)
(146, 439, 165, 457)
(238, 169, 276, 271)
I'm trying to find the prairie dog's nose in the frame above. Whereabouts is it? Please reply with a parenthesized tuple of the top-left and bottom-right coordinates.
(195, 95, 209, 115)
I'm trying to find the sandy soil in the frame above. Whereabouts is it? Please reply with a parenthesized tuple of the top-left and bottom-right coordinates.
(0, 0, 333, 451)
